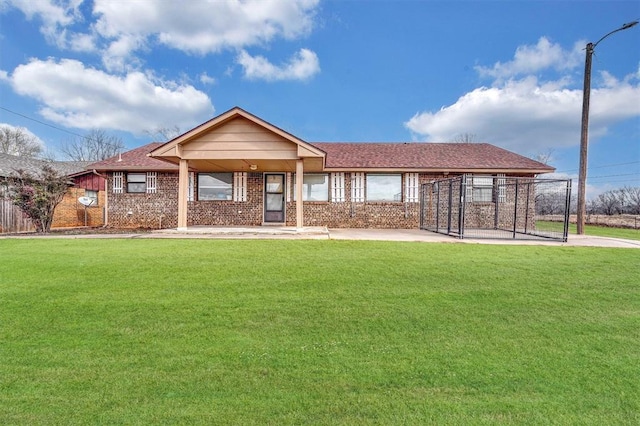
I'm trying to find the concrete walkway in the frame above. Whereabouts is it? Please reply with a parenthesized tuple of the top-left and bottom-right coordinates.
(150, 226, 640, 248)
(3, 226, 639, 248)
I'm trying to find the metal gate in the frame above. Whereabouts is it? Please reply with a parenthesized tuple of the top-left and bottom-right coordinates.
(420, 176, 571, 242)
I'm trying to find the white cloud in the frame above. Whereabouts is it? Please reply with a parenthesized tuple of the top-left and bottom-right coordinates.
(4, 0, 83, 48)
(475, 37, 583, 81)
(199, 73, 216, 85)
(2, 0, 320, 71)
(406, 38, 640, 154)
(92, 0, 319, 69)
(237, 48, 320, 81)
(7, 58, 215, 135)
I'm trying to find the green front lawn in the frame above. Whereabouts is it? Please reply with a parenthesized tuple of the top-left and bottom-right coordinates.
(1, 239, 638, 424)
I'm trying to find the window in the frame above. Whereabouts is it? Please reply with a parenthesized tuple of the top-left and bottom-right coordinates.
(198, 173, 232, 200)
(404, 173, 419, 203)
(331, 173, 345, 202)
(85, 190, 98, 206)
(351, 172, 365, 202)
(127, 173, 146, 193)
(466, 175, 493, 203)
(294, 173, 329, 201)
(367, 174, 402, 202)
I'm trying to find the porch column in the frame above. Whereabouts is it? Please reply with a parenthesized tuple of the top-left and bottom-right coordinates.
(177, 159, 189, 231)
(296, 159, 304, 229)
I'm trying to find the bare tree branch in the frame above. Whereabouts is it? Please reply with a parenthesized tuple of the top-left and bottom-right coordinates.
(0, 125, 43, 158)
(61, 129, 125, 161)
(144, 126, 182, 142)
(451, 133, 478, 143)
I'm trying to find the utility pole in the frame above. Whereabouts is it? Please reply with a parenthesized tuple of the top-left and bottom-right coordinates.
(576, 21, 638, 235)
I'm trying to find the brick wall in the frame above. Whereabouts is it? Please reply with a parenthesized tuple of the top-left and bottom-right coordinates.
(106, 173, 179, 229)
(105, 171, 518, 229)
(189, 173, 263, 226)
(52, 187, 106, 228)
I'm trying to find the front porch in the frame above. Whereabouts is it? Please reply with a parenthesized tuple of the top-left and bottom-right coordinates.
(149, 108, 326, 231)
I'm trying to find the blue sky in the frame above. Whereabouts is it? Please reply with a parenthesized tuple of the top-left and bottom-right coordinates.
(1, 0, 638, 199)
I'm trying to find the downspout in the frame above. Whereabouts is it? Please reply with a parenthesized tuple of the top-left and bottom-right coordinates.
(91, 169, 109, 228)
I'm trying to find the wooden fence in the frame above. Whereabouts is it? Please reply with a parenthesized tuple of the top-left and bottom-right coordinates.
(0, 198, 35, 234)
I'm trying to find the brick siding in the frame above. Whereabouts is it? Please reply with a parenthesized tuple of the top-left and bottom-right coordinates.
(104, 171, 526, 229)
(106, 173, 179, 228)
(52, 187, 105, 229)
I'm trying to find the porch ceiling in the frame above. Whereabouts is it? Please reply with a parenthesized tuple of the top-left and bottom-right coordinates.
(186, 157, 324, 173)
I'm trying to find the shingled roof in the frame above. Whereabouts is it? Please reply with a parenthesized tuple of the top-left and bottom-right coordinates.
(89, 142, 179, 172)
(89, 141, 554, 174)
(0, 153, 90, 178)
(311, 142, 554, 173)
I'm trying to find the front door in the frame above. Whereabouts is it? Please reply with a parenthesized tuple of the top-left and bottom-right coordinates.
(264, 173, 285, 223)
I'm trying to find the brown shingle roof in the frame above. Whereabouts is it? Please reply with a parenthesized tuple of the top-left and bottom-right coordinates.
(88, 142, 178, 172)
(90, 141, 554, 174)
(311, 142, 554, 172)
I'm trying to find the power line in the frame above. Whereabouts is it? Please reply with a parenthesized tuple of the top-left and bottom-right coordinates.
(0, 105, 88, 140)
(587, 172, 640, 180)
(558, 161, 640, 174)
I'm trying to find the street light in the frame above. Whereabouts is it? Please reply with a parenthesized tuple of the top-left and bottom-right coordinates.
(577, 21, 638, 235)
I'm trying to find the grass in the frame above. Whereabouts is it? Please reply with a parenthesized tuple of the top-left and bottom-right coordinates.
(1, 239, 638, 425)
(536, 220, 640, 241)
(570, 223, 640, 240)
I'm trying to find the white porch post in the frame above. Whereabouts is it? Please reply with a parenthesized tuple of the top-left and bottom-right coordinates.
(177, 159, 189, 231)
(296, 159, 304, 229)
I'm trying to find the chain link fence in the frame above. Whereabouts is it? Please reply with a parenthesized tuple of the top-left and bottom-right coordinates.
(420, 176, 571, 241)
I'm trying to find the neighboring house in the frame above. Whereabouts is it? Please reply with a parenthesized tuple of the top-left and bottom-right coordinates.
(89, 107, 554, 230)
(0, 153, 105, 233)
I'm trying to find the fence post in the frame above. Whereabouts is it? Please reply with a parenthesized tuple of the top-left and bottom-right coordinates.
(419, 184, 424, 230)
(513, 179, 519, 239)
(447, 180, 452, 234)
(493, 176, 499, 230)
(563, 180, 572, 242)
(459, 176, 466, 239)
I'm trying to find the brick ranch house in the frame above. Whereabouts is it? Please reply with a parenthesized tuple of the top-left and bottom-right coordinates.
(89, 107, 554, 230)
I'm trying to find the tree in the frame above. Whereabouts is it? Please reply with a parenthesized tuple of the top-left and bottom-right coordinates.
(61, 129, 125, 161)
(0, 125, 43, 158)
(145, 125, 182, 142)
(4, 164, 72, 233)
(622, 186, 640, 214)
(451, 133, 478, 143)
(533, 149, 554, 165)
(593, 190, 623, 215)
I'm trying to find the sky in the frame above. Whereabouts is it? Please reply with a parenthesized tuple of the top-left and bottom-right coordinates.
(0, 0, 638, 199)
